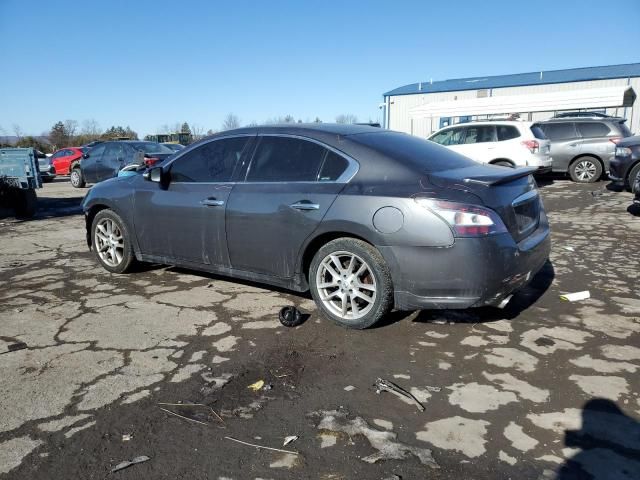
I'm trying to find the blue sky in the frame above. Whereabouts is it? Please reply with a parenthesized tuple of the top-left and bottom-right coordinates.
(1, 0, 639, 137)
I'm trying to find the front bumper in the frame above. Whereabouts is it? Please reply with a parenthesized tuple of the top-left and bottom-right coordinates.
(382, 221, 551, 311)
(608, 155, 635, 184)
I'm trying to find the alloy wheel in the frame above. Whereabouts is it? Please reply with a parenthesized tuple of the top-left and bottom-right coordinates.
(94, 218, 124, 267)
(574, 160, 597, 181)
(315, 251, 377, 320)
(71, 170, 80, 186)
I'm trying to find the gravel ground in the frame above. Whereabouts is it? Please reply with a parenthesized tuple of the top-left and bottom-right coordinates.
(0, 176, 639, 480)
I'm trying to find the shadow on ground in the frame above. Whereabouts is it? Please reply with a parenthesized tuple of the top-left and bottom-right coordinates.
(557, 398, 640, 480)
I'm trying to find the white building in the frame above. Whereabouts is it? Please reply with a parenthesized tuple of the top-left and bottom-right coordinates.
(383, 63, 640, 137)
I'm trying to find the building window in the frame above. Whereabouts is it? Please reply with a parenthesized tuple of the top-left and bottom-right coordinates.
(439, 117, 451, 129)
(458, 116, 471, 124)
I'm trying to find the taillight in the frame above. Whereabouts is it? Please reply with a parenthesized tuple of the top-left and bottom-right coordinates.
(521, 140, 539, 153)
(609, 137, 622, 144)
(415, 198, 508, 237)
(144, 157, 159, 166)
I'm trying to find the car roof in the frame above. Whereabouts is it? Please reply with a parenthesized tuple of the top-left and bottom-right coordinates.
(447, 120, 531, 126)
(210, 123, 382, 138)
(541, 117, 625, 123)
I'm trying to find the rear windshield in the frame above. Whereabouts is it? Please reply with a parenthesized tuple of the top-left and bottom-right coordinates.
(351, 131, 476, 172)
(127, 142, 173, 154)
(530, 125, 547, 140)
(617, 121, 633, 138)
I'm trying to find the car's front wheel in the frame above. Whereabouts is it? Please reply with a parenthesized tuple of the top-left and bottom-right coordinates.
(91, 209, 136, 273)
(626, 163, 640, 192)
(309, 238, 393, 329)
(70, 167, 86, 188)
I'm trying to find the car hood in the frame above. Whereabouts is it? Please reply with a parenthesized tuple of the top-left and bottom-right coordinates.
(617, 135, 640, 148)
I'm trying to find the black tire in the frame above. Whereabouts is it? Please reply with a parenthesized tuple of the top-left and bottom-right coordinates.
(91, 209, 136, 274)
(569, 156, 602, 183)
(309, 238, 393, 329)
(14, 189, 37, 218)
(492, 160, 514, 168)
(70, 166, 86, 188)
(626, 163, 640, 192)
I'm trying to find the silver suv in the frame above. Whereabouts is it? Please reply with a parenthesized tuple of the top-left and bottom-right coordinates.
(537, 117, 633, 183)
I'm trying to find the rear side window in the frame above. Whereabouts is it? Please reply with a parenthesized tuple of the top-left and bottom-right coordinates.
(319, 151, 349, 181)
(576, 122, 610, 138)
(463, 125, 496, 144)
(617, 122, 633, 138)
(530, 125, 546, 140)
(87, 143, 106, 159)
(247, 137, 327, 182)
(430, 128, 464, 146)
(542, 123, 577, 141)
(353, 131, 476, 172)
(170, 137, 249, 182)
(496, 126, 520, 141)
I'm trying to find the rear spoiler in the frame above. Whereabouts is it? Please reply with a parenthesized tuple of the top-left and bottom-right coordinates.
(462, 166, 537, 186)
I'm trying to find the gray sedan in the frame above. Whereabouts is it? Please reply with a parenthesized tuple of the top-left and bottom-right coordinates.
(82, 124, 550, 329)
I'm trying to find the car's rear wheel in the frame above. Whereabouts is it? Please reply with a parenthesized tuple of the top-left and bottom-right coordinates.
(309, 238, 393, 329)
(91, 209, 135, 273)
(569, 156, 602, 183)
(626, 163, 640, 192)
(70, 167, 86, 188)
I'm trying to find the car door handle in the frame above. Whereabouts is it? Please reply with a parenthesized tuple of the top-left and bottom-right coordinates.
(569, 143, 578, 147)
(201, 198, 225, 207)
(290, 201, 320, 211)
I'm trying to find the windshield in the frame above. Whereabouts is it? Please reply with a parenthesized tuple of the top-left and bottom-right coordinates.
(128, 142, 173, 154)
(350, 131, 476, 172)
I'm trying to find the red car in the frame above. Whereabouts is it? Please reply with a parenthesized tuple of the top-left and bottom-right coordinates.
(50, 147, 86, 175)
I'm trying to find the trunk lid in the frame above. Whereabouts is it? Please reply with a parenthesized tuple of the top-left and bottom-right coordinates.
(427, 165, 541, 242)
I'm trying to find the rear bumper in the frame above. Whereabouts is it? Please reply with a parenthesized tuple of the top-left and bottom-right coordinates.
(382, 219, 551, 311)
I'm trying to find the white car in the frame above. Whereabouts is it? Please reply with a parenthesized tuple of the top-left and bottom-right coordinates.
(428, 121, 552, 171)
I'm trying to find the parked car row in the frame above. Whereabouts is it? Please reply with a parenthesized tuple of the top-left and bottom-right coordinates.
(427, 113, 634, 184)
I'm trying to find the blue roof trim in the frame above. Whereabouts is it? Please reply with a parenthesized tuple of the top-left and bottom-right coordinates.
(383, 63, 640, 97)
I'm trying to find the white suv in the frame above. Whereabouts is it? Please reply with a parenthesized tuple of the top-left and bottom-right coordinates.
(427, 121, 552, 171)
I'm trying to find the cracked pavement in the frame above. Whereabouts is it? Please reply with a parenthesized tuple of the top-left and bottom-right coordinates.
(0, 178, 639, 479)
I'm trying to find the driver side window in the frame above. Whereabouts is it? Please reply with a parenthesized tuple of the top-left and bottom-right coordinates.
(170, 137, 250, 183)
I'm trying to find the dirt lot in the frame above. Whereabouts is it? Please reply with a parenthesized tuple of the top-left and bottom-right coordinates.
(1, 176, 639, 480)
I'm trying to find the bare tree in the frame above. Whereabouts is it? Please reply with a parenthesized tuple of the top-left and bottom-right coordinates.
(12, 124, 23, 140)
(159, 124, 171, 134)
(81, 119, 101, 136)
(64, 120, 78, 142)
(222, 113, 240, 131)
(335, 114, 358, 124)
(245, 121, 259, 127)
(206, 129, 217, 136)
(190, 124, 206, 141)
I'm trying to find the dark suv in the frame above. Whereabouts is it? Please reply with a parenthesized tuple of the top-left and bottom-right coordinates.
(537, 118, 633, 183)
(71, 141, 174, 188)
(610, 135, 640, 191)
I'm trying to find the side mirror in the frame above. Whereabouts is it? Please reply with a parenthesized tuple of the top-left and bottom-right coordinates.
(82, 152, 90, 159)
(143, 166, 163, 183)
